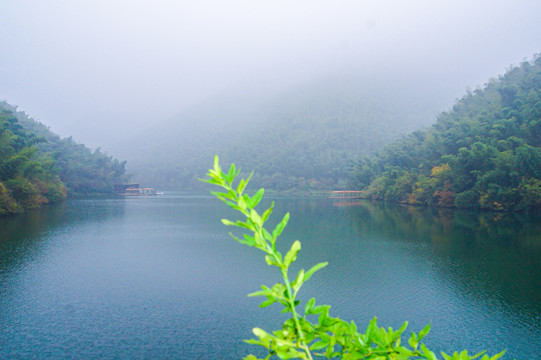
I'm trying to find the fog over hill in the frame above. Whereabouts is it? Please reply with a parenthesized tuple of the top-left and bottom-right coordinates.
(115, 72, 457, 190)
(2, 1, 541, 154)
(2, 1, 541, 191)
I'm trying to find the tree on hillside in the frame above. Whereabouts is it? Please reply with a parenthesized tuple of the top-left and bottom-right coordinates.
(351, 54, 541, 212)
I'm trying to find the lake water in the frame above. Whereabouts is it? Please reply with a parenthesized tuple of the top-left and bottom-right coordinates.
(0, 194, 540, 359)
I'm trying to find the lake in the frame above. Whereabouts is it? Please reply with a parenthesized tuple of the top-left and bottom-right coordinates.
(0, 194, 540, 359)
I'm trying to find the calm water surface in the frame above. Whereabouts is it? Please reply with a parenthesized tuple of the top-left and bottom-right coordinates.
(0, 194, 540, 359)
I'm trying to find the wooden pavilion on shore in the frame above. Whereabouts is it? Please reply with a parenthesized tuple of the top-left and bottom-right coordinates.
(114, 183, 156, 196)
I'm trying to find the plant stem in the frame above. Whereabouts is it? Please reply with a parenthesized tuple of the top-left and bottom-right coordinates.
(280, 267, 314, 360)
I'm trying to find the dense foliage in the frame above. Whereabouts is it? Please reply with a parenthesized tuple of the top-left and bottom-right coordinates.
(0, 107, 65, 215)
(205, 157, 505, 360)
(0, 101, 129, 215)
(350, 55, 541, 212)
(1, 101, 129, 197)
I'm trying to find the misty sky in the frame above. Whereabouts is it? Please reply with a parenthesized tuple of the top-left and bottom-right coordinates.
(1, 0, 540, 151)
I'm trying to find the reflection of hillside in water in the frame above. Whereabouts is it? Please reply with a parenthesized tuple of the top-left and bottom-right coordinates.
(339, 200, 541, 324)
(0, 203, 67, 275)
(0, 200, 126, 280)
(273, 197, 540, 356)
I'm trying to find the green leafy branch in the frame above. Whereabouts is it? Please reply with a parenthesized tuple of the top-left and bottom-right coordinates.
(203, 156, 506, 360)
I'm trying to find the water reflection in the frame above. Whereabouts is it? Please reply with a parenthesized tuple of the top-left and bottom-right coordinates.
(0, 200, 126, 277)
(340, 200, 541, 318)
(269, 198, 541, 357)
(0, 203, 67, 276)
(0, 196, 539, 359)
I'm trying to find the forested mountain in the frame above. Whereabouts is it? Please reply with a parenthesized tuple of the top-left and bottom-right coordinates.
(350, 55, 541, 212)
(0, 101, 129, 215)
(117, 75, 452, 190)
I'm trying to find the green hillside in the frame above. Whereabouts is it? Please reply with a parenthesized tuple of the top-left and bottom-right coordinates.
(120, 75, 450, 191)
(350, 55, 541, 212)
(0, 101, 129, 215)
(0, 106, 65, 215)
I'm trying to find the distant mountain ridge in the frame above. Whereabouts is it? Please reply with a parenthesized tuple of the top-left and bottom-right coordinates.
(118, 74, 453, 190)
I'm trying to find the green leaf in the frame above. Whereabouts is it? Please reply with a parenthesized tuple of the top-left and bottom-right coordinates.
(221, 219, 236, 226)
(251, 188, 264, 208)
(236, 221, 254, 231)
(420, 343, 437, 360)
(227, 163, 237, 183)
(408, 332, 418, 350)
(259, 299, 275, 308)
(272, 212, 289, 239)
(223, 200, 242, 212)
(348, 320, 358, 336)
(245, 171, 254, 187)
(441, 350, 456, 360)
(304, 262, 328, 282)
(418, 323, 431, 340)
(253, 233, 266, 248)
(247, 285, 270, 297)
(262, 228, 273, 241)
(304, 297, 315, 315)
(313, 304, 331, 316)
(228, 232, 246, 245)
(365, 317, 378, 340)
(488, 350, 506, 360)
(396, 321, 408, 335)
(213, 155, 220, 172)
(238, 195, 247, 210)
(281, 306, 292, 314)
(242, 234, 255, 246)
(227, 189, 237, 199)
(212, 192, 229, 201)
(250, 209, 262, 227)
(284, 240, 301, 267)
(252, 328, 270, 340)
(202, 177, 219, 185)
(310, 341, 328, 350)
(291, 269, 305, 293)
(261, 202, 274, 223)
(471, 351, 486, 360)
(243, 194, 252, 208)
(210, 190, 228, 198)
(237, 178, 247, 195)
(244, 339, 268, 347)
(270, 283, 286, 298)
(265, 255, 279, 266)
